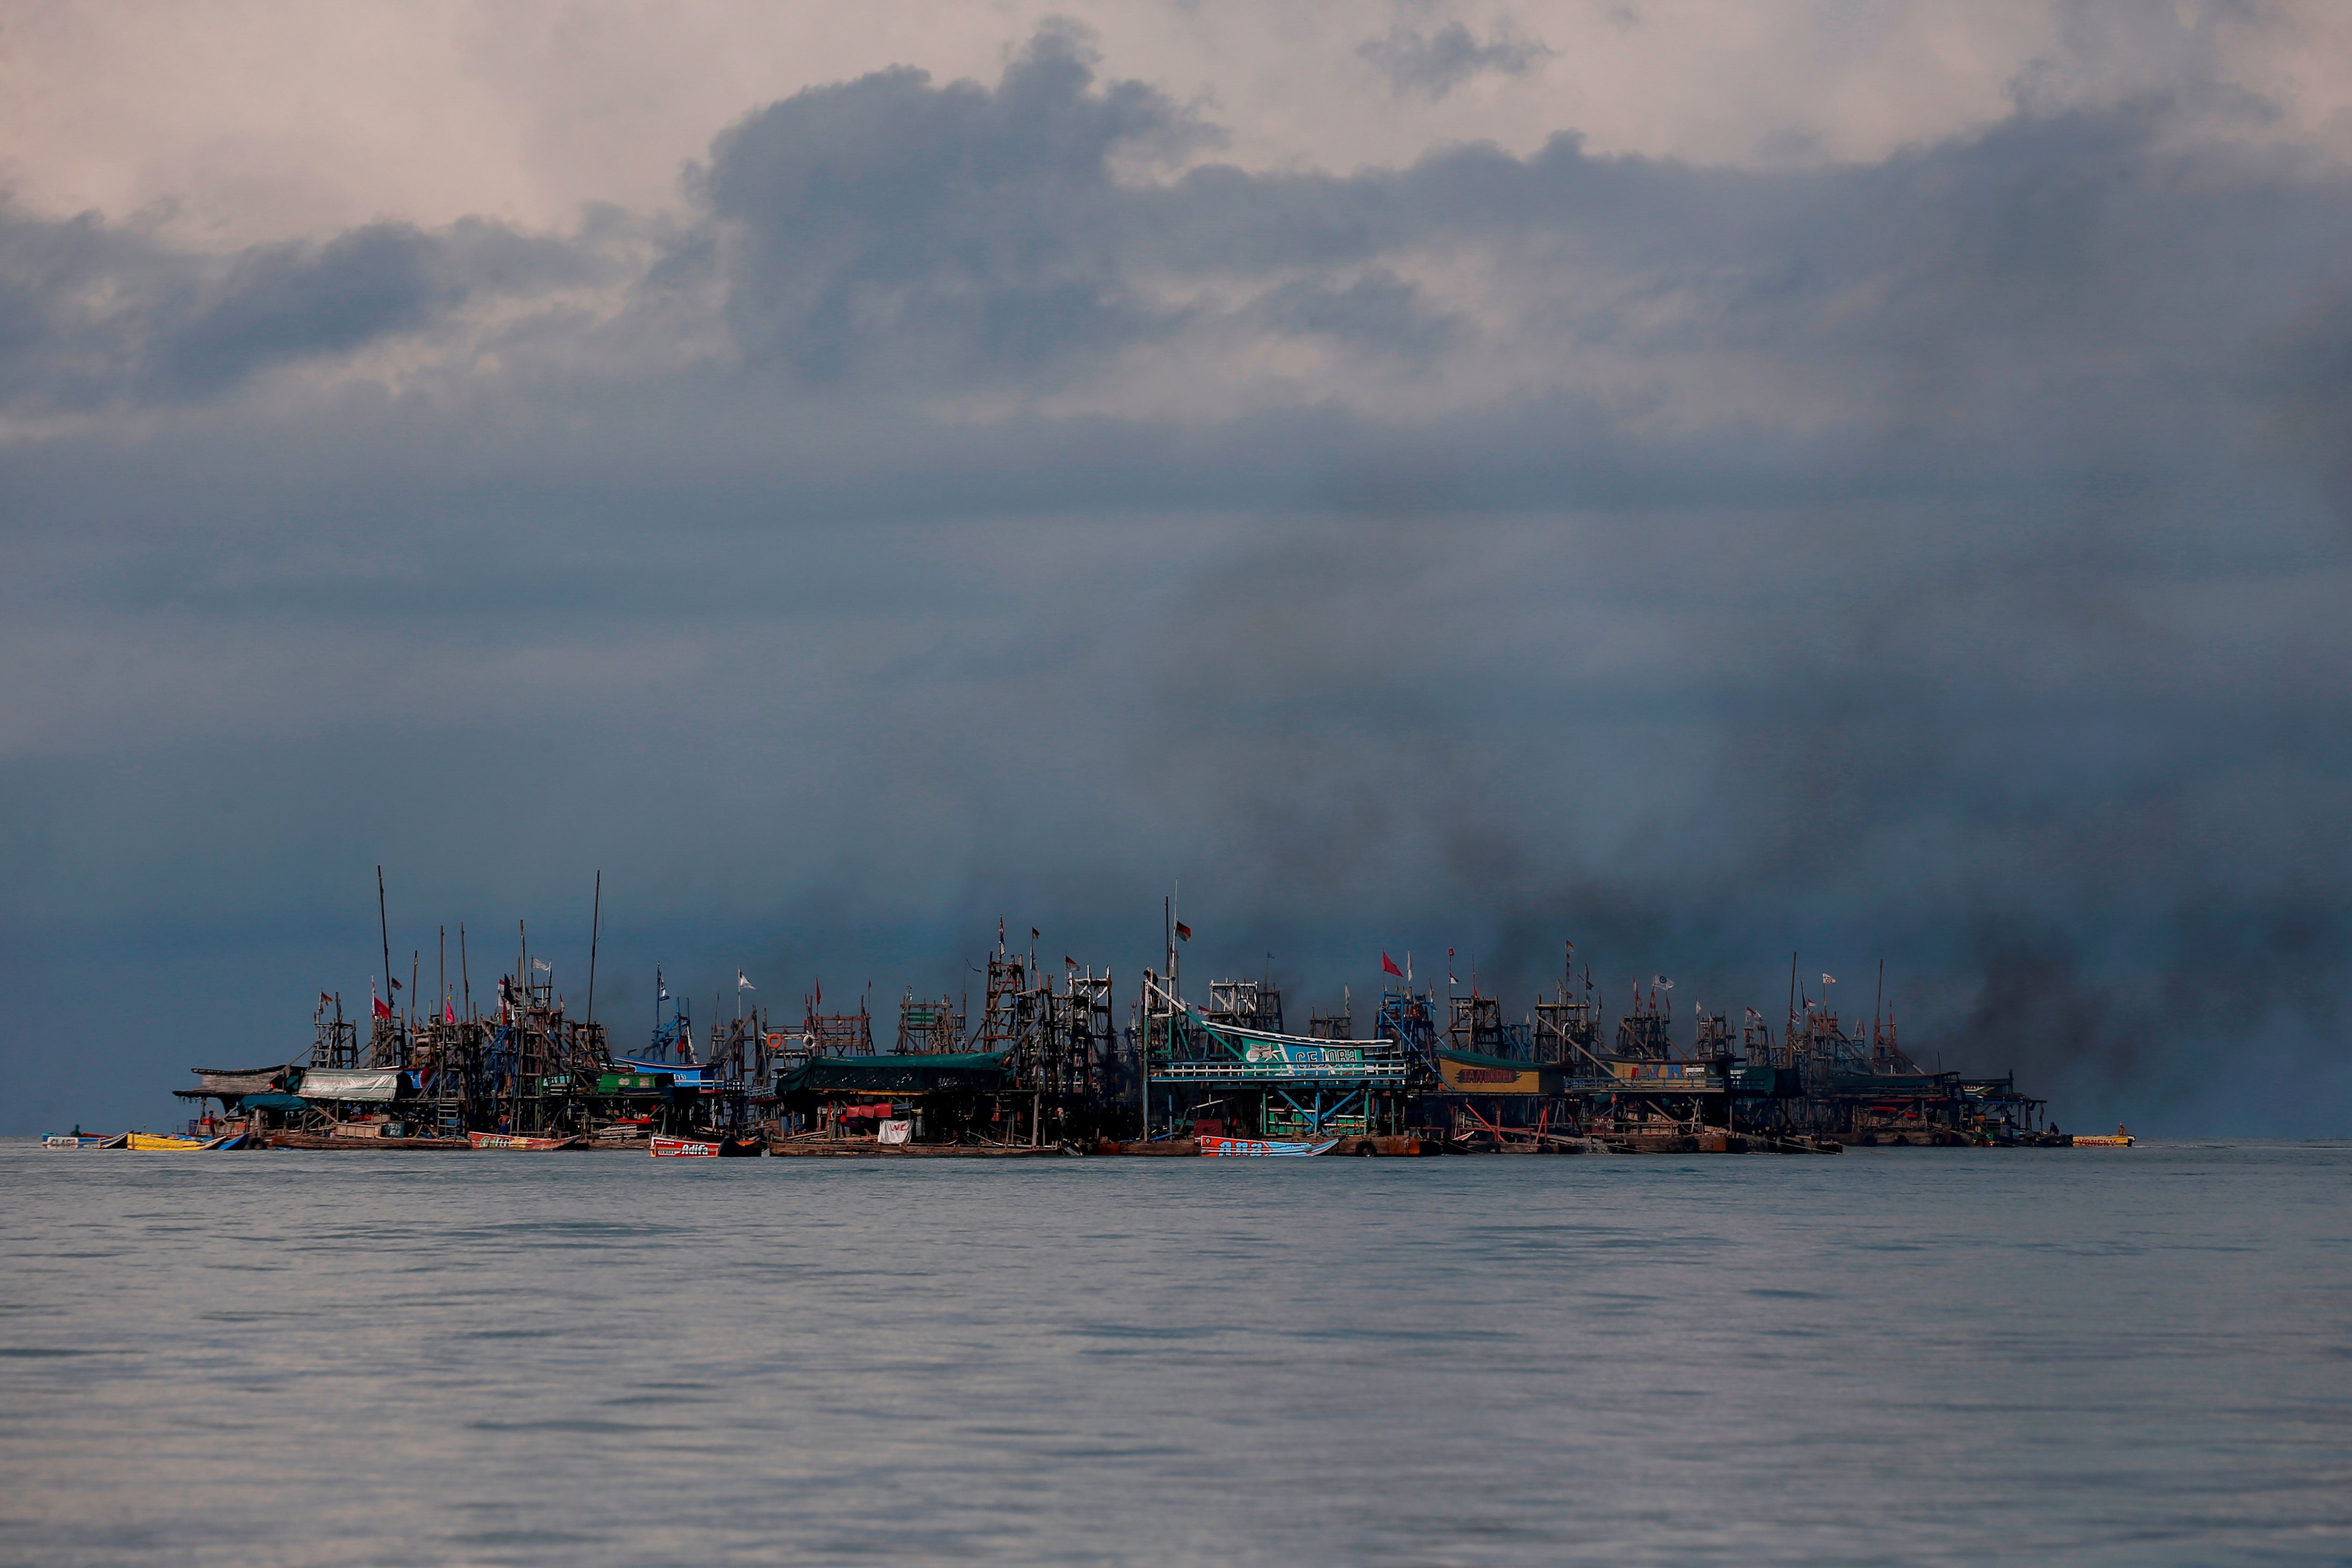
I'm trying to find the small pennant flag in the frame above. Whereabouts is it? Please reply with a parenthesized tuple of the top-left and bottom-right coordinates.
(657, 966, 668, 1001)
(1382, 952, 1403, 978)
(1654, 975, 1674, 990)
(1175, 922, 1191, 942)
(443, 1000, 456, 1023)
(1822, 973, 1836, 986)
(372, 985, 392, 1021)
(738, 970, 755, 992)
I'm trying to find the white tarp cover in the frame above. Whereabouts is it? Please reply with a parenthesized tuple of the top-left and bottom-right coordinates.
(298, 1069, 403, 1102)
(877, 1120, 912, 1144)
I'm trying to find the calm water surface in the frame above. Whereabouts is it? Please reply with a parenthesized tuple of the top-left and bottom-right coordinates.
(4, 1141, 2347, 1565)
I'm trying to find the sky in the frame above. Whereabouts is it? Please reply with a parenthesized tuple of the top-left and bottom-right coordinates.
(5, 0, 2350, 1135)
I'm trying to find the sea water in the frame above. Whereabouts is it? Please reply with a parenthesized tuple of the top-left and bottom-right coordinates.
(3, 1141, 2346, 1565)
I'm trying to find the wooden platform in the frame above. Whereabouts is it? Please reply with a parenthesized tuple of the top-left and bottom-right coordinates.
(1600, 1130, 1841, 1154)
(767, 1136, 1071, 1158)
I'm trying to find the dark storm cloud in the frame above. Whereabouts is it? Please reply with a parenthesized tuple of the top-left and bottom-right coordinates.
(7, 30, 2352, 1131)
(697, 25, 1217, 386)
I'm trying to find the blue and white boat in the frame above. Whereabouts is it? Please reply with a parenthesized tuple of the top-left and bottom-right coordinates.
(1196, 1135, 1338, 1157)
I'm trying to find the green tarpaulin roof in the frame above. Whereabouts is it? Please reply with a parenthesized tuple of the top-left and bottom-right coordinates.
(773, 1050, 1011, 1098)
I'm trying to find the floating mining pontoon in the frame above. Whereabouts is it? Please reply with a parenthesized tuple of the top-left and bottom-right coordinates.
(125, 902, 2110, 1156)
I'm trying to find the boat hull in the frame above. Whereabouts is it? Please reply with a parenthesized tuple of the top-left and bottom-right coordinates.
(1197, 1135, 1339, 1157)
(263, 1131, 473, 1150)
(127, 1133, 214, 1151)
(43, 1135, 126, 1149)
(466, 1132, 581, 1151)
(650, 1136, 720, 1158)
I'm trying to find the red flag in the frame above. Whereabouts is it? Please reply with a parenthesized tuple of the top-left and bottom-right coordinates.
(443, 1001, 456, 1024)
(1381, 952, 1403, 978)
(1175, 922, 1191, 942)
(372, 992, 392, 1021)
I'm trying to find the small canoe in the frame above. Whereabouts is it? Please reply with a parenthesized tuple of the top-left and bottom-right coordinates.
(650, 1135, 721, 1158)
(466, 1132, 580, 1151)
(43, 1134, 127, 1149)
(1197, 1135, 1339, 1157)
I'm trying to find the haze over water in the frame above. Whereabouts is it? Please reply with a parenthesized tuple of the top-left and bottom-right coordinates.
(6, 1142, 2347, 1565)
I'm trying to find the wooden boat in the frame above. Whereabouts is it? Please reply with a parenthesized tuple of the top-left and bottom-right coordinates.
(769, 1137, 1069, 1157)
(466, 1132, 582, 1151)
(264, 1130, 472, 1150)
(1196, 1135, 1338, 1157)
(650, 1135, 722, 1158)
(2069, 1134, 2135, 1147)
(43, 1134, 127, 1149)
(648, 1133, 766, 1158)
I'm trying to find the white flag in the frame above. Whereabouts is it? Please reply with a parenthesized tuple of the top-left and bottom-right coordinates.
(737, 970, 755, 992)
(1653, 975, 1674, 990)
(533, 958, 551, 972)
(1821, 973, 1836, 986)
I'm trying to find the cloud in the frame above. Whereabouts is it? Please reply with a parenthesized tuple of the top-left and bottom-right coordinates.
(1357, 20, 1553, 100)
(0, 206, 601, 412)
(697, 24, 1220, 387)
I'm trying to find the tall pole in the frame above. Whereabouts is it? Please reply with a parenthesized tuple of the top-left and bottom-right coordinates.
(1787, 950, 1799, 1051)
(460, 922, 471, 1022)
(516, 920, 527, 1131)
(377, 866, 393, 1034)
(585, 871, 601, 1030)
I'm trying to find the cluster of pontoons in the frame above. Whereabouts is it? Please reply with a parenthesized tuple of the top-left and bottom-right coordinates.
(67, 911, 2134, 1158)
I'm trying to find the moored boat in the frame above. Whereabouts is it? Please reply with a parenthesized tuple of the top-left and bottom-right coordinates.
(43, 1134, 127, 1149)
(1197, 1135, 1338, 1157)
(264, 1130, 472, 1150)
(128, 1132, 216, 1150)
(2069, 1133, 2135, 1147)
(466, 1132, 581, 1151)
(650, 1135, 720, 1158)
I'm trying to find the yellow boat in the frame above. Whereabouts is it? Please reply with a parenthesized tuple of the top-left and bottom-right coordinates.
(128, 1132, 213, 1150)
(2070, 1133, 2135, 1147)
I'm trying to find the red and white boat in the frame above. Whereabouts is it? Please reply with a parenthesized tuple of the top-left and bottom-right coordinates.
(649, 1134, 765, 1158)
(466, 1132, 579, 1151)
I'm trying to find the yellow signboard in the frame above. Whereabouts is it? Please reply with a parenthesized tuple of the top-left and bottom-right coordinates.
(1436, 1056, 1555, 1095)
